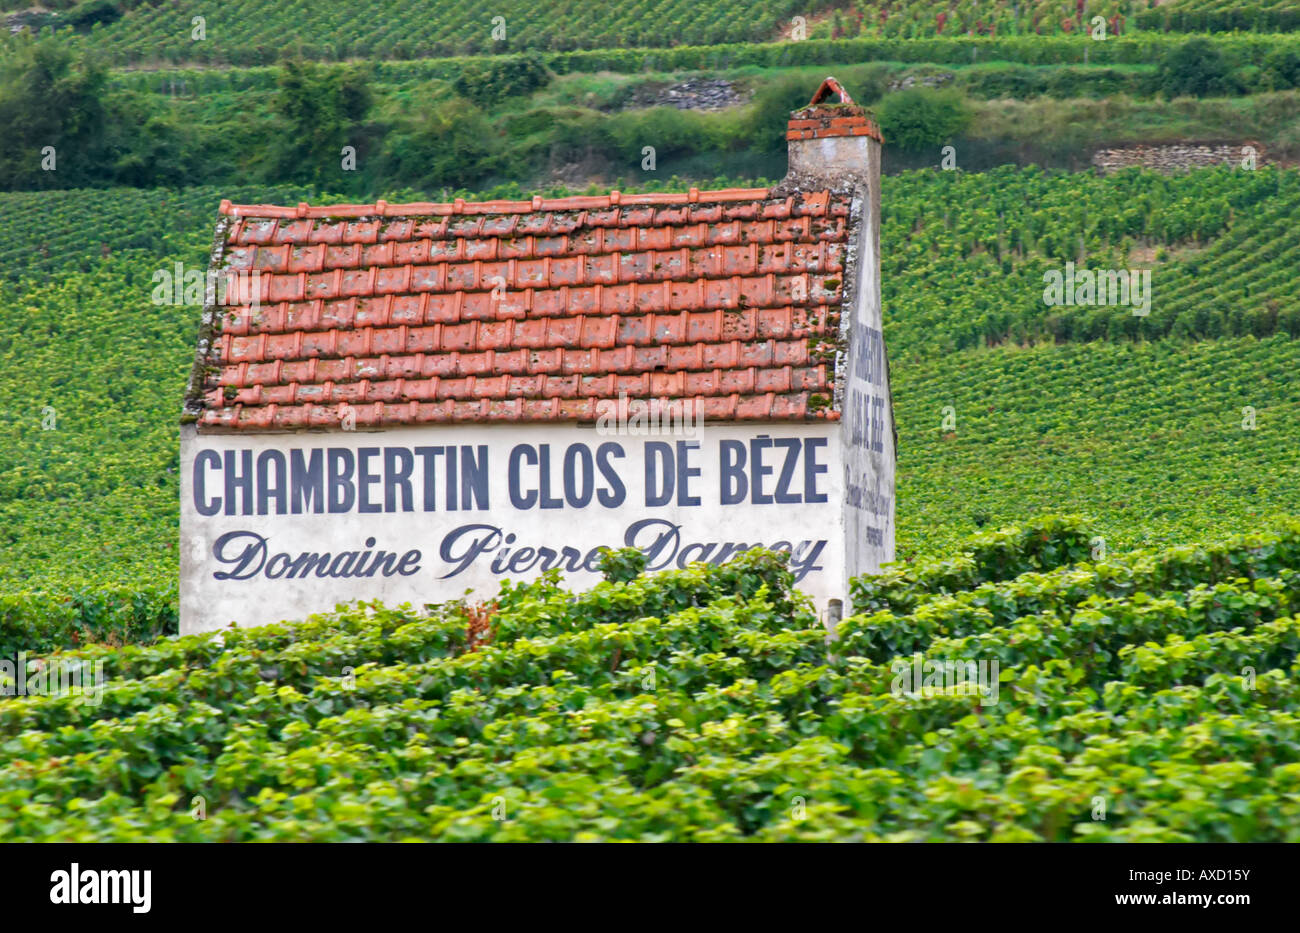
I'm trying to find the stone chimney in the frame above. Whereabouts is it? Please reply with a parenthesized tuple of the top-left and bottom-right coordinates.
(775, 78, 895, 584)
(775, 76, 883, 196)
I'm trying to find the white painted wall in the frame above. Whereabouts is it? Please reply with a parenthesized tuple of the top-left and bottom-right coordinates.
(179, 421, 845, 633)
(838, 140, 896, 590)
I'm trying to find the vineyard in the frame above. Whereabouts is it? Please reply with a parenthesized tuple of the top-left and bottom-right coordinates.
(0, 185, 311, 286)
(837, 1, 1140, 38)
(9, 0, 1300, 68)
(893, 336, 1300, 558)
(1135, 0, 1300, 33)
(14, 0, 831, 65)
(1, 163, 1298, 841)
(844, 1, 1300, 38)
(2, 522, 1299, 841)
(1, 33, 1299, 846)
(88, 34, 1300, 90)
(3, 165, 1299, 602)
(881, 165, 1300, 355)
(0, 0, 1297, 862)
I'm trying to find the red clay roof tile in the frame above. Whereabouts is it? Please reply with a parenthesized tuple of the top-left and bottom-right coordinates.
(195, 187, 850, 430)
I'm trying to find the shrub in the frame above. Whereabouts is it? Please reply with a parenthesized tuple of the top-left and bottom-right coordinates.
(269, 59, 374, 185)
(598, 547, 647, 584)
(65, 0, 121, 30)
(1157, 38, 1240, 99)
(1264, 48, 1300, 90)
(5, 524, 1300, 841)
(744, 72, 826, 153)
(379, 96, 501, 189)
(453, 51, 551, 108)
(0, 586, 177, 658)
(877, 87, 971, 150)
(605, 106, 721, 163)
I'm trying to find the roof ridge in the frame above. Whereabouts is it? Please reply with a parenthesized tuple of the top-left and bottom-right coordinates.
(219, 186, 776, 219)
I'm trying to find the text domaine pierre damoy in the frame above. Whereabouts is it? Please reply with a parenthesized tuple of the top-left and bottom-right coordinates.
(194, 434, 834, 584)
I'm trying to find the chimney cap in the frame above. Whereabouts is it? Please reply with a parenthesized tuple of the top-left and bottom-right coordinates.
(776, 76, 882, 196)
(788, 75, 877, 131)
(783, 76, 883, 147)
(808, 76, 855, 107)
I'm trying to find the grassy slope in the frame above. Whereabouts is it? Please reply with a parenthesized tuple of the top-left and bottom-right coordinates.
(85, 60, 1300, 194)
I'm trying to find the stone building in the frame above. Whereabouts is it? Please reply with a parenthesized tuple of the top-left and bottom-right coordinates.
(179, 77, 894, 633)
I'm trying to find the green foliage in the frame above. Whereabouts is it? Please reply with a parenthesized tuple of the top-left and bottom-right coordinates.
(0, 184, 312, 285)
(269, 60, 374, 185)
(9, 0, 1300, 69)
(1264, 47, 1300, 90)
(88, 34, 1300, 99)
(2, 35, 1297, 195)
(850, 2, 1138, 39)
(0, 35, 108, 189)
(0, 175, 770, 600)
(603, 104, 751, 166)
(879, 165, 1300, 353)
(1, 1, 1298, 842)
(878, 86, 971, 149)
(6, 1, 843, 65)
(102, 89, 202, 187)
(64, 0, 121, 30)
(3, 524, 1300, 840)
(379, 96, 502, 190)
(1157, 37, 1240, 98)
(953, 63, 1155, 100)
(3, 167, 1300, 606)
(1135, 0, 1300, 34)
(746, 73, 836, 153)
(453, 51, 551, 108)
(598, 547, 649, 584)
(0, 586, 177, 658)
(852, 516, 1095, 614)
(892, 336, 1300, 559)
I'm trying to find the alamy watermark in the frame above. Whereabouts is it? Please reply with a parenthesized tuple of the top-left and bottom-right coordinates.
(1, 653, 104, 706)
(50, 864, 150, 913)
(152, 262, 261, 311)
(890, 653, 1000, 706)
(1042, 261, 1151, 317)
(595, 391, 703, 437)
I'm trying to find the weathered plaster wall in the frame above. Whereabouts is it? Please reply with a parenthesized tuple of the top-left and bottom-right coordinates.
(180, 421, 845, 633)
(837, 137, 896, 589)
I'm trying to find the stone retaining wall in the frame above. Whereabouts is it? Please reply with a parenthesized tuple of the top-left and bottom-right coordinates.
(1092, 143, 1263, 173)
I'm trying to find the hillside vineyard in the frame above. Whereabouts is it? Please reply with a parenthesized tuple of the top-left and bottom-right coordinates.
(174, 80, 892, 632)
(4, 0, 1300, 859)
(3, 169, 1298, 591)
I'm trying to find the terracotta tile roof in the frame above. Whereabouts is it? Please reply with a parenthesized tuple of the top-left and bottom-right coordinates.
(190, 186, 854, 431)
